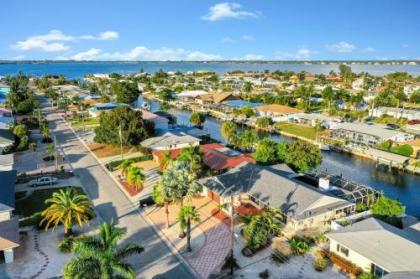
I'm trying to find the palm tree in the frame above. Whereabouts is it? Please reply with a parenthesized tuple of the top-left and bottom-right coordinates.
(63, 221, 143, 279)
(126, 166, 145, 191)
(159, 151, 172, 171)
(177, 145, 204, 174)
(178, 206, 200, 252)
(118, 159, 134, 177)
(46, 143, 55, 160)
(41, 188, 93, 236)
(160, 161, 202, 230)
(221, 121, 237, 144)
(41, 125, 51, 141)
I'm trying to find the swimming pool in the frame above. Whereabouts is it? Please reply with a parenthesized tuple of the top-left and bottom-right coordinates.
(224, 100, 263, 108)
(0, 87, 10, 103)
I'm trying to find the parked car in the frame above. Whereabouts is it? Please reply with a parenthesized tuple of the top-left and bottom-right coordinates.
(386, 123, 400, 130)
(408, 119, 420, 125)
(28, 176, 58, 187)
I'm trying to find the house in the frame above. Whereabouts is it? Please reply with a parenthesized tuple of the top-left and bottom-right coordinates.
(140, 132, 200, 151)
(177, 90, 208, 100)
(326, 217, 420, 278)
(88, 102, 126, 117)
(304, 72, 316, 82)
(370, 107, 420, 121)
(0, 154, 14, 171)
(153, 143, 254, 172)
(137, 109, 169, 134)
(256, 104, 303, 122)
(0, 170, 19, 263)
(198, 162, 354, 231)
(0, 108, 14, 129)
(196, 92, 238, 105)
(293, 113, 340, 129)
(330, 122, 415, 146)
(0, 129, 14, 154)
(403, 83, 420, 96)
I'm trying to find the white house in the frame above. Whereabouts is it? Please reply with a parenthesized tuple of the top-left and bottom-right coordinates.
(370, 107, 420, 121)
(140, 132, 200, 151)
(255, 104, 303, 122)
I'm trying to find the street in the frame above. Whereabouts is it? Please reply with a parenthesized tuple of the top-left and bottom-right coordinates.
(38, 93, 196, 279)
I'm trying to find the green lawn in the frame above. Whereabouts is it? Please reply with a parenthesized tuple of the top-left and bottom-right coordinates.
(70, 117, 99, 129)
(15, 186, 83, 217)
(274, 122, 317, 140)
(373, 115, 407, 126)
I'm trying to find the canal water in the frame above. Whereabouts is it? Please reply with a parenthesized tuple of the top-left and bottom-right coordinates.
(144, 98, 420, 216)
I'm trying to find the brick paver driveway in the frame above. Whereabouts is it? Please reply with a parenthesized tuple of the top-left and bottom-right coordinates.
(147, 197, 232, 279)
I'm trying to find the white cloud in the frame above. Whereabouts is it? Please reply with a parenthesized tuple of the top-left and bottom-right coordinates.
(202, 3, 258, 21)
(12, 30, 73, 52)
(222, 37, 235, 43)
(362, 47, 375, 52)
(234, 53, 264, 60)
(80, 31, 119, 41)
(66, 46, 222, 61)
(12, 29, 119, 52)
(241, 35, 254, 41)
(71, 48, 102, 60)
(275, 48, 317, 60)
(326, 41, 356, 53)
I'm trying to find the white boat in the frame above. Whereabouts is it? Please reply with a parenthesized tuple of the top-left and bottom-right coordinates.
(141, 101, 151, 110)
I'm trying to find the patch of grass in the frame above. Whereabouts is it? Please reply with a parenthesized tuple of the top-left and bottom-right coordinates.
(15, 186, 83, 217)
(88, 142, 132, 158)
(274, 122, 317, 140)
(378, 142, 413, 157)
(373, 115, 407, 126)
(70, 117, 99, 129)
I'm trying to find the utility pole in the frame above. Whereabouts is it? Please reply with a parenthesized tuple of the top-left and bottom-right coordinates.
(54, 135, 58, 171)
(230, 195, 235, 275)
(119, 125, 123, 160)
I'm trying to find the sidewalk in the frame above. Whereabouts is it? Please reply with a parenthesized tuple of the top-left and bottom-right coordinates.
(145, 197, 232, 279)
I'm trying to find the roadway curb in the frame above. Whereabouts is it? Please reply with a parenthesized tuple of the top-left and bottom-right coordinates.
(60, 114, 200, 279)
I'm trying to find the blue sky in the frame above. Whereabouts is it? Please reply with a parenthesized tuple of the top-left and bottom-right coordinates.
(1, 0, 419, 61)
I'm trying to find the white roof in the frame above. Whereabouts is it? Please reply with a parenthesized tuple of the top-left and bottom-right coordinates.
(141, 132, 200, 149)
(334, 122, 405, 140)
(178, 90, 208, 97)
(327, 218, 420, 273)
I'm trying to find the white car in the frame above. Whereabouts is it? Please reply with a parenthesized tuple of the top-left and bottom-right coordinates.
(28, 176, 58, 187)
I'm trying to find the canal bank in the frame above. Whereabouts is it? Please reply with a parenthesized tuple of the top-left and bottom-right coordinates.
(142, 97, 420, 216)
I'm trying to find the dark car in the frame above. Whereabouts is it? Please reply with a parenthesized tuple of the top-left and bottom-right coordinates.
(386, 123, 400, 130)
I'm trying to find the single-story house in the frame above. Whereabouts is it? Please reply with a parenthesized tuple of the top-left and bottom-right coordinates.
(88, 102, 127, 117)
(370, 107, 420, 121)
(0, 170, 19, 263)
(153, 143, 254, 172)
(177, 90, 208, 100)
(256, 104, 303, 122)
(0, 129, 14, 154)
(0, 154, 14, 171)
(293, 113, 340, 129)
(330, 122, 415, 146)
(140, 132, 200, 151)
(198, 162, 354, 231)
(326, 217, 420, 278)
(137, 109, 169, 133)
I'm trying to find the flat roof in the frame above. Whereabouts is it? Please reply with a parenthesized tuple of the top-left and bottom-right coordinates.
(334, 122, 404, 140)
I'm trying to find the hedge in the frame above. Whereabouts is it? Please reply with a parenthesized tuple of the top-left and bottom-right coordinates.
(105, 154, 153, 171)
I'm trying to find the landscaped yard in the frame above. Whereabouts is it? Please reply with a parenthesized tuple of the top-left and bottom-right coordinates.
(275, 122, 318, 140)
(88, 142, 132, 158)
(70, 117, 99, 130)
(373, 115, 407, 125)
(15, 186, 83, 217)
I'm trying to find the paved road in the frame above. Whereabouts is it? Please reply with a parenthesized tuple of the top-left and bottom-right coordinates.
(37, 94, 196, 279)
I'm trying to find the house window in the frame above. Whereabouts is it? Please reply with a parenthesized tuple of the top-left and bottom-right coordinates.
(336, 244, 349, 257)
(371, 264, 388, 277)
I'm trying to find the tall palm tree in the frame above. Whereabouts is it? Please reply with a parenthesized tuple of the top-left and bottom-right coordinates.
(41, 188, 93, 236)
(118, 159, 134, 177)
(159, 151, 172, 171)
(63, 221, 143, 279)
(126, 165, 145, 191)
(220, 121, 237, 144)
(177, 145, 204, 174)
(178, 206, 200, 252)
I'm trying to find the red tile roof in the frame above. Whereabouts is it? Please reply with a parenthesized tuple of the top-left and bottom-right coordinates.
(153, 144, 255, 171)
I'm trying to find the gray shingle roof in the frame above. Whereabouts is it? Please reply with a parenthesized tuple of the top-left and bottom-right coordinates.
(141, 132, 200, 149)
(0, 129, 14, 145)
(0, 170, 17, 208)
(198, 162, 352, 220)
(327, 218, 420, 273)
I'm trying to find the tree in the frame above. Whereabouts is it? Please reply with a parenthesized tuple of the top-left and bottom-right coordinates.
(372, 196, 405, 217)
(46, 143, 55, 160)
(189, 112, 206, 128)
(321, 86, 335, 112)
(243, 81, 252, 93)
(239, 130, 258, 152)
(177, 145, 204, 175)
(94, 106, 153, 147)
(243, 208, 281, 250)
(13, 124, 28, 139)
(178, 206, 200, 252)
(253, 138, 278, 165)
(285, 141, 322, 173)
(240, 106, 255, 118)
(160, 161, 202, 230)
(276, 142, 289, 162)
(126, 166, 145, 190)
(339, 64, 353, 82)
(118, 159, 135, 177)
(41, 188, 93, 236)
(63, 221, 143, 279)
(159, 150, 172, 171)
(221, 121, 237, 144)
(111, 81, 140, 104)
(256, 117, 272, 130)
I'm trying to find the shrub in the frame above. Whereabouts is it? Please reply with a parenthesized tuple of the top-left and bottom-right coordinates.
(355, 203, 368, 212)
(288, 237, 311, 255)
(313, 256, 328, 272)
(358, 272, 379, 279)
(19, 212, 43, 228)
(58, 237, 75, 253)
(328, 252, 362, 276)
(259, 269, 269, 279)
(271, 250, 289, 264)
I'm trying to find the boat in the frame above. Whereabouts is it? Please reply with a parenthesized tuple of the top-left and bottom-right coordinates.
(141, 101, 151, 110)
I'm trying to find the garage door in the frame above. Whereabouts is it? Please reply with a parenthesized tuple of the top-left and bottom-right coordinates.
(207, 190, 220, 203)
